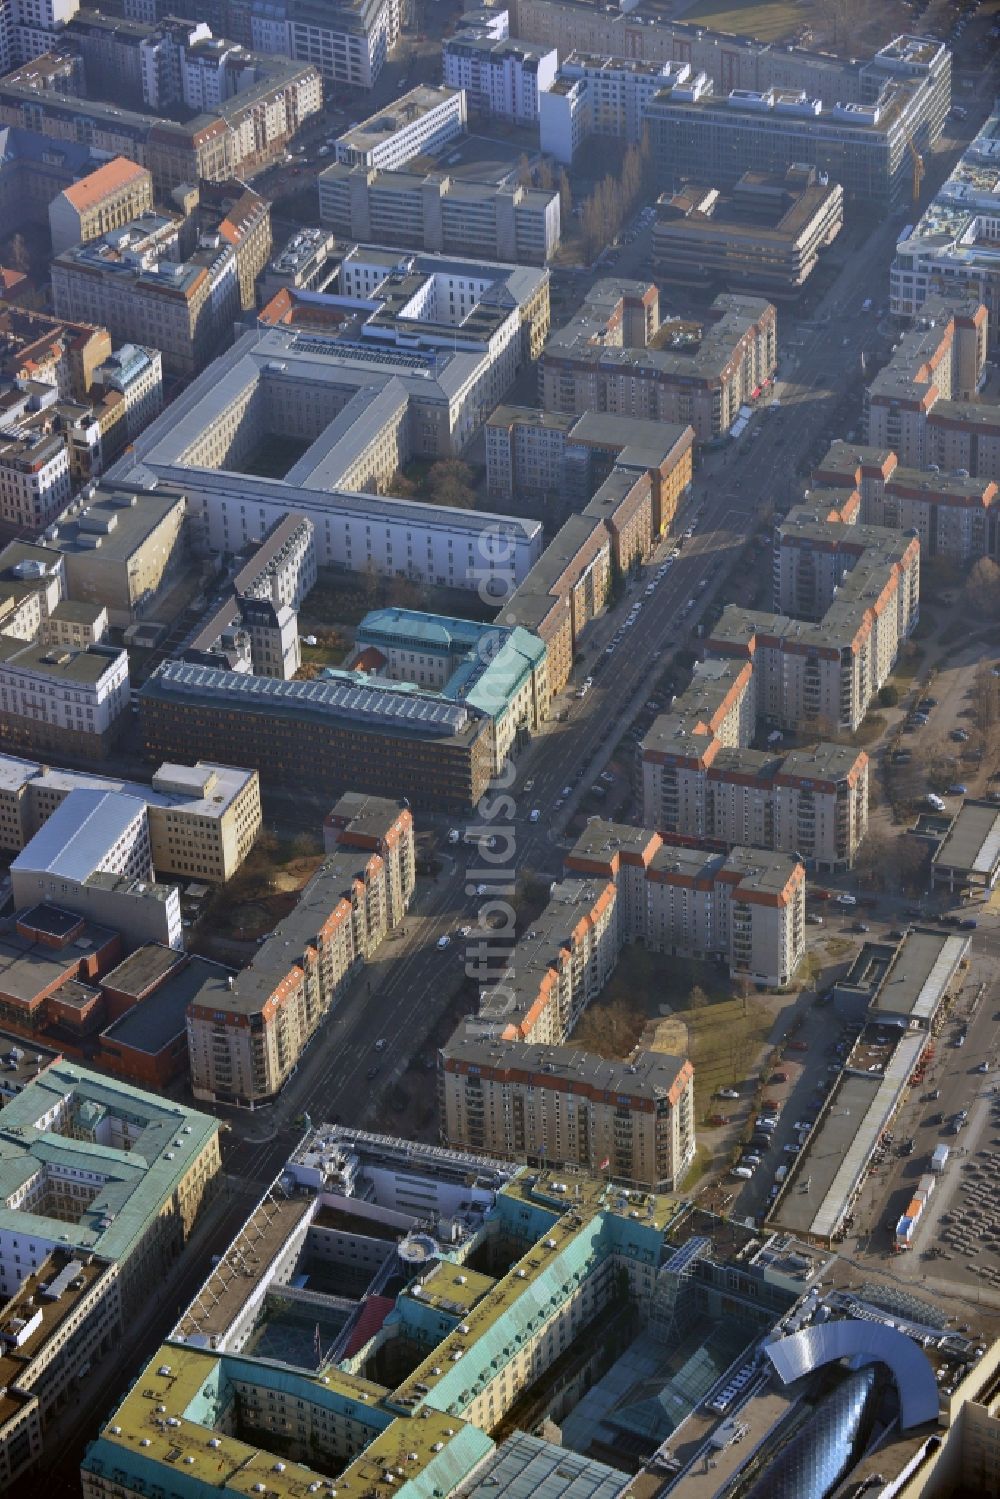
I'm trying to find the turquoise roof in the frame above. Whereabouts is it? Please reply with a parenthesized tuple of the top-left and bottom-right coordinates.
(353, 610, 545, 724)
(0, 1063, 218, 1267)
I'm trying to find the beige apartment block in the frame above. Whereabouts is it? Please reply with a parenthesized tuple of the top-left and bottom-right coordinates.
(187, 796, 415, 1106)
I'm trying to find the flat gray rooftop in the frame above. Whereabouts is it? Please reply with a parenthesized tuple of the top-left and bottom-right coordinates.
(934, 800, 1000, 877)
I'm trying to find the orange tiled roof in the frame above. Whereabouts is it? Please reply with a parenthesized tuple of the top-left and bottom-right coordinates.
(61, 156, 150, 215)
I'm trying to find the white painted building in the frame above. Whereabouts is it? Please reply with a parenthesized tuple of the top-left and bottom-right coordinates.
(443, 30, 557, 125)
(0, 639, 129, 751)
(287, 0, 400, 91)
(540, 53, 688, 164)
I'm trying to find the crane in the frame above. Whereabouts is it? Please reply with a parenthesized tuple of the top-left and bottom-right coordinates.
(906, 134, 924, 205)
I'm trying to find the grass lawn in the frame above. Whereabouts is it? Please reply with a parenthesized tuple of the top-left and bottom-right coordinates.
(679, 0, 801, 41)
(681, 998, 772, 1115)
(299, 639, 346, 671)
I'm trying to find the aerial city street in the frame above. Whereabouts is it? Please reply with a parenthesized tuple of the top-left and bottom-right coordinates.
(0, 0, 995, 1496)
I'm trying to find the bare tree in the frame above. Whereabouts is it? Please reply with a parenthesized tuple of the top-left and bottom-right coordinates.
(966, 558, 1000, 620)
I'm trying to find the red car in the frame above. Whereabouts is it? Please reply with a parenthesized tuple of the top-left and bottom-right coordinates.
(707, 1114, 730, 1127)
(787, 1040, 808, 1052)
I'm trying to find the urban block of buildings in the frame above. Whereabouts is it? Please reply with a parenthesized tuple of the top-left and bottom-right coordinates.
(540, 279, 777, 443)
(187, 793, 414, 1106)
(651, 165, 844, 301)
(641, 657, 870, 872)
(81, 1127, 979, 1499)
(109, 247, 549, 586)
(0, 1058, 219, 1486)
(890, 98, 1000, 353)
(51, 188, 272, 378)
(443, 822, 802, 1175)
(814, 438, 1000, 565)
(865, 295, 999, 482)
(0, 635, 129, 761)
(706, 504, 920, 737)
(0, 29, 322, 193)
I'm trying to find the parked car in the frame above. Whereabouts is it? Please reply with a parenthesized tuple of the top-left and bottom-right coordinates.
(771, 1071, 789, 1083)
(947, 784, 968, 796)
(788, 1040, 808, 1052)
(835, 894, 858, 907)
(708, 1114, 730, 1127)
(716, 1087, 739, 1100)
(436, 935, 451, 950)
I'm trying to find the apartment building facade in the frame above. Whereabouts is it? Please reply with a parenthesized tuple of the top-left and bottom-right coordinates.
(820, 453, 1000, 568)
(440, 1040, 696, 1192)
(187, 795, 414, 1105)
(284, 0, 401, 90)
(642, 727, 870, 873)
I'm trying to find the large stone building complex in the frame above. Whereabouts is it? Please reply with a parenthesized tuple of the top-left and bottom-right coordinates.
(109, 248, 549, 590)
(652, 166, 844, 301)
(187, 794, 414, 1106)
(540, 280, 777, 443)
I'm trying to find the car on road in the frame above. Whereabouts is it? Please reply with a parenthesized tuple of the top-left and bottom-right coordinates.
(732, 1165, 753, 1180)
(947, 784, 968, 795)
(458, 926, 472, 938)
(524, 778, 534, 792)
(960, 918, 978, 930)
(977, 1061, 991, 1073)
(645, 583, 656, 596)
(716, 1087, 739, 1100)
(529, 808, 541, 823)
(787, 1040, 808, 1052)
(835, 894, 857, 907)
(448, 828, 460, 844)
(742, 1153, 762, 1168)
(561, 785, 572, 798)
(852, 920, 871, 933)
(783, 1143, 800, 1156)
(436, 935, 451, 950)
(375, 1038, 388, 1051)
(366, 1065, 381, 1080)
(600, 771, 614, 785)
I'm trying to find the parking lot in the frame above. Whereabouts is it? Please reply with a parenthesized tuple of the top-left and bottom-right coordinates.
(937, 1145, 1000, 1283)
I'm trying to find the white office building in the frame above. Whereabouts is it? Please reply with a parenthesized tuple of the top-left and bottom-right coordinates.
(334, 85, 467, 171)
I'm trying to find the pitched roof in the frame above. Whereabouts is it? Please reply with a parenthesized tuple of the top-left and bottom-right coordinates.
(61, 156, 150, 215)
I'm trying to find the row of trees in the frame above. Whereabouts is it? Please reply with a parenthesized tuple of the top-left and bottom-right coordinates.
(578, 138, 657, 264)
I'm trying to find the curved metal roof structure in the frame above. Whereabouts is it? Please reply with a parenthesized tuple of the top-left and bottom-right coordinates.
(740, 1366, 879, 1499)
(765, 1320, 939, 1429)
